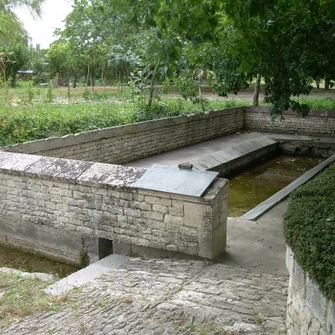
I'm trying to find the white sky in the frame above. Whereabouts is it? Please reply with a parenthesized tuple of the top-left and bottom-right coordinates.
(14, 0, 74, 49)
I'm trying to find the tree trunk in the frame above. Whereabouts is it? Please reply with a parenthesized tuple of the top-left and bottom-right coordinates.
(73, 73, 77, 88)
(0, 58, 9, 104)
(148, 61, 160, 108)
(65, 75, 69, 87)
(325, 77, 330, 90)
(252, 74, 261, 106)
(315, 78, 320, 89)
(86, 65, 90, 87)
(91, 70, 95, 93)
(53, 72, 60, 88)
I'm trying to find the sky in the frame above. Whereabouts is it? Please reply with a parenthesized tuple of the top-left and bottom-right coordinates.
(14, 0, 74, 49)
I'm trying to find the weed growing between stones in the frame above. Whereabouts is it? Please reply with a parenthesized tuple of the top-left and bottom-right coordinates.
(0, 272, 69, 327)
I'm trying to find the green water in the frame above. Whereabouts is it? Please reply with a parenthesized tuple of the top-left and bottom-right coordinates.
(0, 246, 79, 277)
(228, 155, 323, 217)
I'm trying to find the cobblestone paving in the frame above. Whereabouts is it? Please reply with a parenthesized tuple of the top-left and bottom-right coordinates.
(1, 258, 288, 335)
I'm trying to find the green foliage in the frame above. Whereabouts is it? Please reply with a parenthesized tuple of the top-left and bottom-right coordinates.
(285, 163, 335, 300)
(31, 49, 49, 86)
(0, 44, 29, 87)
(44, 82, 53, 103)
(0, 102, 133, 146)
(25, 82, 34, 103)
(82, 89, 110, 101)
(0, 85, 251, 147)
(293, 97, 335, 111)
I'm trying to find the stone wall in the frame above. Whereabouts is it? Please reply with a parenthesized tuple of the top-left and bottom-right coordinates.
(3, 107, 334, 167)
(286, 246, 335, 335)
(245, 107, 335, 137)
(3, 108, 245, 164)
(0, 152, 228, 265)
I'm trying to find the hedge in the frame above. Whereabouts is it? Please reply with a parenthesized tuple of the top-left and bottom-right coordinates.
(284, 163, 335, 300)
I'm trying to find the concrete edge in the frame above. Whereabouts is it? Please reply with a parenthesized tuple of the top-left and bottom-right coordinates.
(242, 153, 335, 221)
(44, 254, 128, 296)
(187, 136, 278, 171)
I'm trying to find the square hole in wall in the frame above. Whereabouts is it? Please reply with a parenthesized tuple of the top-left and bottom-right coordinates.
(98, 238, 113, 259)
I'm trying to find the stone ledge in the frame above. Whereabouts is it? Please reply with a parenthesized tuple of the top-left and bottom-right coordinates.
(245, 106, 335, 118)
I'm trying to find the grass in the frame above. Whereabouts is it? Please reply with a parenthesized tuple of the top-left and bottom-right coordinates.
(0, 272, 70, 327)
(284, 162, 335, 301)
(292, 97, 335, 110)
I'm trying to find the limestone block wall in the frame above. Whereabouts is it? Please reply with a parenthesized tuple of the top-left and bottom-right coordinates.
(245, 107, 335, 137)
(0, 152, 228, 265)
(286, 247, 335, 335)
(3, 108, 245, 164)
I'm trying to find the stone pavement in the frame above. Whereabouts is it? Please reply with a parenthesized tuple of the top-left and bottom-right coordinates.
(1, 257, 288, 335)
(224, 200, 289, 276)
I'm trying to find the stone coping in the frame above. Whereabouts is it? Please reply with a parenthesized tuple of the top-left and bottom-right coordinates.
(0, 151, 224, 204)
(245, 106, 335, 118)
(242, 153, 335, 220)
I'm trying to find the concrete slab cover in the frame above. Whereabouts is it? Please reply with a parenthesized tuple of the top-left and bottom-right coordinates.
(134, 164, 219, 197)
(45, 254, 128, 296)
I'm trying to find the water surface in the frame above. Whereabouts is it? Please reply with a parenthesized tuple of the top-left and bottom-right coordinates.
(228, 155, 323, 216)
(0, 246, 79, 277)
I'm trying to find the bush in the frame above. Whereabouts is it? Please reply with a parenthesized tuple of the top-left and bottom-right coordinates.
(284, 163, 335, 300)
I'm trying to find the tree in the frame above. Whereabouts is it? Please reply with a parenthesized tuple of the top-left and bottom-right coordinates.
(0, 0, 45, 87)
(0, 44, 29, 86)
(129, 0, 335, 117)
(0, 0, 44, 44)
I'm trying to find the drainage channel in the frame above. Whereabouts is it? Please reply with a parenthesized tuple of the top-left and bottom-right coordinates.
(242, 153, 335, 220)
(226, 155, 324, 217)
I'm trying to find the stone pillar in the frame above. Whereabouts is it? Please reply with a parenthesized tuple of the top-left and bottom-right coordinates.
(183, 178, 228, 259)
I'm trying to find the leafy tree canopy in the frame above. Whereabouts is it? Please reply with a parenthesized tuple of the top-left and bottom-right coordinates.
(51, 0, 335, 116)
(130, 0, 335, 116)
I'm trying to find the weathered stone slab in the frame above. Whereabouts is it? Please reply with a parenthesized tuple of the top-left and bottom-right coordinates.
(78, 163, 146, 188)
(134, 164, 219, 197)
(0, 152, 41, 172)
(217, 146, 243, 162)
(191, 155, 221, 170)
(24, 156, 94, 181)
(188, 136, 278, 173)
(234, 141, 262, 154)
(210, 151, 229, 164)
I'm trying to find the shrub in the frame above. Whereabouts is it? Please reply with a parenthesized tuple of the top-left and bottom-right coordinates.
(284, 163, 335, 300)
